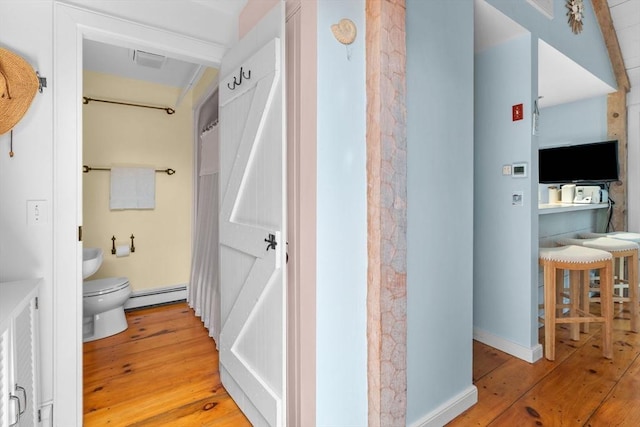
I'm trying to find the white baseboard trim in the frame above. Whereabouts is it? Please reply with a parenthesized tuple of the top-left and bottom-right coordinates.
(408, 385, 478, 427)
(124, 284, 187, 310)
(473, 327, 543, 363)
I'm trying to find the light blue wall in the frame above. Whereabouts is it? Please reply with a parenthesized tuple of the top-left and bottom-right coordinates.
(538, 96, 609, 148)
(406, 0, 475, 424)
(474, 34, 539, 348)
(487, 0, 616, 89)
(474, 0, 614, 360)
(537, 95, 609, 204)
(316, 1, 368, 426)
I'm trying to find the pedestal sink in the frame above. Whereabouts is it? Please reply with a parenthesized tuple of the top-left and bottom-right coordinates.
(83, 247, 104, 279)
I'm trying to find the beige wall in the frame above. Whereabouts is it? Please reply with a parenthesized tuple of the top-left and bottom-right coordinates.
(83, 71, 193, 292)
(192, 67, 219, 106)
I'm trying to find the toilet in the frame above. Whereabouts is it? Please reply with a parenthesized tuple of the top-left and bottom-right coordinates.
(82, 248, 132, 342)
(83, 277, 132, 342)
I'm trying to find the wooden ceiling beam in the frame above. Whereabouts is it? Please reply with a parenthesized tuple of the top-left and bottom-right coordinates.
(592, 0, 629, 230)
(592, 0, 630, 93)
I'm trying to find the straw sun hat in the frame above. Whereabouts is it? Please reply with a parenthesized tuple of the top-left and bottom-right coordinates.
(0, 47, 39, 135)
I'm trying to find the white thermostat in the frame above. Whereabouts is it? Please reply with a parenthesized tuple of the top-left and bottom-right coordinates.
(512, 163, 527, 178)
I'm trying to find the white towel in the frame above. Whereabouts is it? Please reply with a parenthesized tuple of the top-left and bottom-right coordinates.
(110, 167, 156, 210)
(199, 126, 219, 176)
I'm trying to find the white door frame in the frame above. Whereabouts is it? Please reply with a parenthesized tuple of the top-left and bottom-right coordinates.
(53, 3, 226, 425)
(284, 2, 317, 425)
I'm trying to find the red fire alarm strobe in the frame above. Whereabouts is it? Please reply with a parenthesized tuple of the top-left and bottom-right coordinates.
(512, 104, 524, 121)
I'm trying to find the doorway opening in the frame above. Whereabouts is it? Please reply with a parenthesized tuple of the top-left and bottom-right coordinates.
(53, 3, 229, 423)
(55, 3, 312, 425)
(80, 37, 228, 422)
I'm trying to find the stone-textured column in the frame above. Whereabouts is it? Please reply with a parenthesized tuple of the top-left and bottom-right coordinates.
(366, 0, 407, 425)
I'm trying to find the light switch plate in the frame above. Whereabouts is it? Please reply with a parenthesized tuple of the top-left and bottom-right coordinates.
(27, 200, 48, 225)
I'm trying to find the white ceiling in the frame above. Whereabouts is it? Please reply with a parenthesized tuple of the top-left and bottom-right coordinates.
(82, 0, 247, 103)
(537, 39, 616, 108)
(474, 0, 640, 107)
(83, 39, 204, 90)
(474, 0, 529, 52)
(474, 0, 617, 109)
(190, 0, 247, 16)
(84, 0, 637, 109)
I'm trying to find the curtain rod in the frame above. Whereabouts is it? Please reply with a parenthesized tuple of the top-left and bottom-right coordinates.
(83, 96, 175, 115)
(83, 165, 176, 175)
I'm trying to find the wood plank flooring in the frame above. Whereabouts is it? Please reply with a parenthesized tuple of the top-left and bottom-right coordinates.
(83, 303, 250, 426)
(449, 302, 640, 426)
(84, 301, 640, 426)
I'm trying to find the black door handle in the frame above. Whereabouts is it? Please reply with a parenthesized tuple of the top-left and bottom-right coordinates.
(265, 233, 277, 251)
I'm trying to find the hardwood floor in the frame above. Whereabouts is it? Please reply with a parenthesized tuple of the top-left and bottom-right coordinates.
(449, 302, 640, 426)
(83, 302, 250, 426)
(84, 301, 640, 426)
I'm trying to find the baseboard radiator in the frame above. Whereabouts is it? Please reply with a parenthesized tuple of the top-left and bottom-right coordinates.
(124, 284, 187, 310)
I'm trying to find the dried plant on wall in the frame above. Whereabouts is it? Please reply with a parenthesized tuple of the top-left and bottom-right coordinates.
(566, 0, 585, 34)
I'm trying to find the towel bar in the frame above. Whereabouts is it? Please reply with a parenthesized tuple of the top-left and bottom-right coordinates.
(83, 165, 175, 175)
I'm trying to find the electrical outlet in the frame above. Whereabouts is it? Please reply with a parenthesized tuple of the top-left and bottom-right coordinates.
(512, 192, 524, 206)
(502, 165, 512, 176)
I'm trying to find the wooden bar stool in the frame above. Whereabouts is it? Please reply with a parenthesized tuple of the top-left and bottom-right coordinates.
(581, 232, 640, 305)
(539, 245, 613, 361)
(580, 231, 640, 243)
(558, 237, 639, 332)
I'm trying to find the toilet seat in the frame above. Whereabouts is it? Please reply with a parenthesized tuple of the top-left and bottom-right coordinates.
(84, 277, 130, 297)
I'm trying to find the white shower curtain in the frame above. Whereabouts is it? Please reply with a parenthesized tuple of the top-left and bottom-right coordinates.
(188, 124, 220, 346)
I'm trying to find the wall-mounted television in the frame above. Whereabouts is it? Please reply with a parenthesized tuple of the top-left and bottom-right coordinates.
(538, 140, 619, 184)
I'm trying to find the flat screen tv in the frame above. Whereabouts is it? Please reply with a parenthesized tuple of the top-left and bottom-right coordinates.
(538, 140, 619, 184)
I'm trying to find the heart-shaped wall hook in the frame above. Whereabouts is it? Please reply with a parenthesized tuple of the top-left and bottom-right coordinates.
(331, 18, 357, 45)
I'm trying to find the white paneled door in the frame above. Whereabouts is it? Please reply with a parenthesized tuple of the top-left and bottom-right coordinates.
(218, 3, 286, 426)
